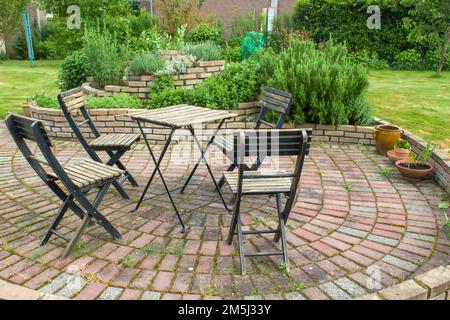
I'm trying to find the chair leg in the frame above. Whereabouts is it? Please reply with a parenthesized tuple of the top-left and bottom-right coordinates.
(236, 216, 247, 275)
(227, 195, 241, 245)
(62, 214, 91, 259)
(276, 193, 289, 271)
(217, 163, 236, 190)
(40, 194, 73, 246)
(115, 159, 139, 187)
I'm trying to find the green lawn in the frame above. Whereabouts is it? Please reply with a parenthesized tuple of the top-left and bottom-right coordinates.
(0, 61, 449, 150)
(0, 60, 60, 118)
(368, 70, 450, 151)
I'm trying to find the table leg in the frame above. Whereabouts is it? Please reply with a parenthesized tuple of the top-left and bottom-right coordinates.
(132, 121, 185, 232)
(181, 122, 230, 211)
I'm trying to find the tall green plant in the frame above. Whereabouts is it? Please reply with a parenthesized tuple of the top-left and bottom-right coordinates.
(128, 52, 164, 75)
(185, 42, 222, 61)
(264, 40, 371, 125)
(83, 27, 130, 88)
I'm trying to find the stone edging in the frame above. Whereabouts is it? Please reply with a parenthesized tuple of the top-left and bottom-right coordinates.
(356, 265, 450, 300)
(0, 265, 448, 300)
(84, 60, 226, 100)
(0, 279, 67, 300)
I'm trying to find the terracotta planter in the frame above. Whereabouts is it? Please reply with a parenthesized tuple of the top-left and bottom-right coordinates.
(395, 160, 433, 179)
(374, 125, 403, 156)
(387, 148, 411, 163)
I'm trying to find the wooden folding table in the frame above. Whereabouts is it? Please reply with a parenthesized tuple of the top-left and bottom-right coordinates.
(127, 105, 237, 232)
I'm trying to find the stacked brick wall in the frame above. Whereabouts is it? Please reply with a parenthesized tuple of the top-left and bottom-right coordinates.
(23, 104, 450, 193)
(86, 60, 225, 101)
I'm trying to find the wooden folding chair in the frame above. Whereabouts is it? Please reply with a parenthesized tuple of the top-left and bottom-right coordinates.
(5, 113, 123, 258)
(213, 87, 293, 189)
(225, 129, 312, 275)
(58, 87, 140, 199)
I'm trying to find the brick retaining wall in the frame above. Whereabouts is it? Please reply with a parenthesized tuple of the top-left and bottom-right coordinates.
(21, 105, 450, 192)
(84, 60, 225, 101)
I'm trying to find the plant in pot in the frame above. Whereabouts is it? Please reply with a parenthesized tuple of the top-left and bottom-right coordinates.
(395, 142, 435, 179)
(387, 139, 411, 163)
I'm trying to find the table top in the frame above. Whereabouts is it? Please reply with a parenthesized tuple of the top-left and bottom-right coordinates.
(127, 105, 237, 128)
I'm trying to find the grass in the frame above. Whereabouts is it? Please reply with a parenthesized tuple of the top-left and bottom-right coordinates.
(368, 70, 450, 152)
(0, 60, 60, 118)
(0, 60, 448, 152)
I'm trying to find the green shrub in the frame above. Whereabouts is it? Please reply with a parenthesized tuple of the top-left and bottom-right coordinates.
(149, 59, 262, 110)
(293, 0, 425, 66)
(184, 42, 222, 61)
(83, 27, 131, 88)
(58, 51, 89, 90)
(86, 94, 143, 109)
(394, 49, 423, 70)
(187, 23, 224, 44)
(151, 75, 174, 94)
(264, 40, 371, 125)
(0, 52, 8, 61)
(350, 50, 390, 70)
(221, 45, 242, 63)
(128, 52, 164, 75)
(30, 92, 59, 109)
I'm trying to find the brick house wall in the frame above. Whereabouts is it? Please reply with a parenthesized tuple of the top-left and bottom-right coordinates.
(149, 0, 297, 35)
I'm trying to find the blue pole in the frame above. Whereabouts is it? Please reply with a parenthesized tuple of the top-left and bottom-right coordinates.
(23, 11, 35, 66)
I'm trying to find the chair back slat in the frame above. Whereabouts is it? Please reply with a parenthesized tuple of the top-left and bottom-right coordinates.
(5, 113, 73, 185)
(255, 87, 292, 130)
(60, 88, 86, 110)
(58, 88, 101, 160)
(231, 129, 312, 164)
(6, 113, 52, 146)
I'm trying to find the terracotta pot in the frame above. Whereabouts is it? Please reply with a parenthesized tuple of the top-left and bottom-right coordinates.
(395, 160, 433, 179)
(387, 148, 411, 163)
(374, 125, 403, 156)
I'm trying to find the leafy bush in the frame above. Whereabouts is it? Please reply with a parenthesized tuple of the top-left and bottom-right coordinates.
(0, 52, 7, 61)
(184, 42, 222, 61)
(221, 44, 242, 63)
(151, 75, 174, 94)
(32, 92, 143, 109)
(149, 59, 262, 110)
(262, 40, 371, 125)
(394, 49, 423, 70)
(293, 0, 424, 66)
(350, 50, 390, 70)
(128, 52, 165, 75)
(58, 50, 89, 90)
(83, 27, 130, 88)
(187, 23, 224, 44)
(30, 92, 58, 109)
(86, 94, 143, 109)
(156, 54, 196, 76)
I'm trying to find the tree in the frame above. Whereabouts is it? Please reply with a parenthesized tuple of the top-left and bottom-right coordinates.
(158, 0, 205, 34)
(0, 0, 30, 48)
(402, 0, 450, 73)
(36, 0, 133, 20)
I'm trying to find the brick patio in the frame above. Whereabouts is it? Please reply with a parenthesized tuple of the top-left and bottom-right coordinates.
(0, 123, 448, 300)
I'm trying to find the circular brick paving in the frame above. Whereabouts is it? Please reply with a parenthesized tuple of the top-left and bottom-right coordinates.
(0, 124, 448, 300)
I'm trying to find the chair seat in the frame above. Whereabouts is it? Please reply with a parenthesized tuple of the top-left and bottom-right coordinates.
(89, 134, 140, 151)
(224, 172, 293, 195)
(50, 159, 124, 189)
